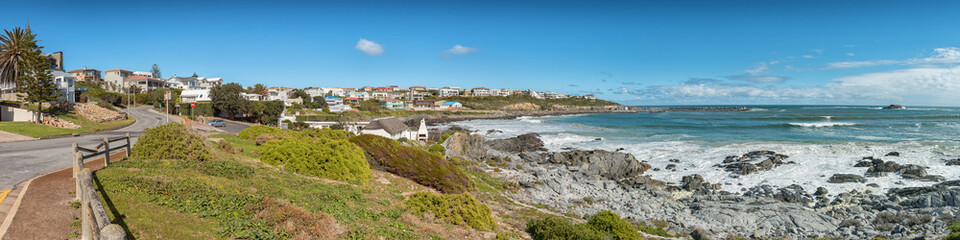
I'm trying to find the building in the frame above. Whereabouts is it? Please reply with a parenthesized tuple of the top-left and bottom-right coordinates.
(491, 88, 513, 96)
(360, 117, 428, 141)
(324, 96, 351, 112)
(408, 91, 427, 101)
(345, 97, 361, 105)
(322, 87, 346, 96)
(67, 67, 102, 83)
(103, 68, 133, 92)
(411, 100, 436, 110)
(371, 91, 389, 100)
(166, 75, 199, 89)
(373, 87, 391, 92)
(133, 71, 152, 77)
(470, 87, 490, 96)
(441, 101, 462, 109)
(583, 94, 596, 100)
(240, 93, 264, 101)
(268, 87, 295, 101)
(408, 86, 427, 91)
(125, 76, 166, 93)
(379, 98, 405, 109)
(346, 91, 370, 101)
(180, 89, 212, 102)
(50, 70, 76, 103)
(197, 77, 222, 88)
(439, 87, 460, 97)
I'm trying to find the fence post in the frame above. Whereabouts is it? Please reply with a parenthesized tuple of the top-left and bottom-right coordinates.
(125, 133, 131, 157)
(81, 202, 92, 240)
(75, 152, 82, 201)
(100, 224, 126, 240)
(103, 137, 110, 166)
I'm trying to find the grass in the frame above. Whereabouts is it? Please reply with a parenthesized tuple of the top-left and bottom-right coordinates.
(0, 113, 134, 138)
(208, 134, 258, 158)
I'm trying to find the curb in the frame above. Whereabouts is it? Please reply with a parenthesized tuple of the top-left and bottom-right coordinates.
(0, 179, 32, 238)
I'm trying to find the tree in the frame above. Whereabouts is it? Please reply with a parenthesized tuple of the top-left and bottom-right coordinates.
(210, 82, 245, 118)
(290, 89, 310, 102)
(16, 50, 57, 122)
(191, 72, 198, 78)
(150, 64, 161, 79)
(0, 26, 38, 90)
(252, 83, 267, 96)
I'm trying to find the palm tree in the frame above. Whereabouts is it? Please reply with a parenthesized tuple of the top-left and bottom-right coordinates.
(253, 83, 268, 96)
(0, 26, 40, 94)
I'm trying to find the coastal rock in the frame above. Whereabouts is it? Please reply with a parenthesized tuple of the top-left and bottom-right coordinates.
(715, 151, 790, 176)
(865, 159, 902, 177)
(485, 133, 547, 153)
(744, 184, 814, 204)
(681, 174, 721, 192)
(541, 150, 651, 181)
(814, 187, 828, 196)
(828, 174, 867, 184)
(885, 152, 900, 157)
(945, 159, 960, 166)
(442, 132, 487, 160)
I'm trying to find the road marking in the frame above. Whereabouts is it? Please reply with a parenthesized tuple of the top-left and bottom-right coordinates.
(0, 190, 9, 205)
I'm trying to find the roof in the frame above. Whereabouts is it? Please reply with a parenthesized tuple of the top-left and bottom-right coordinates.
(380, 98, 401, 102)
(365, 117, 409, 134)
(443, 101, 461, 105)
(67, 68, 99, 73)
(104, 68, 132, 73)
(409, 86, 426, 89)
(471, 87, 489, 90)
(124, 76, 164, 82)
(324, 96, 341, 99)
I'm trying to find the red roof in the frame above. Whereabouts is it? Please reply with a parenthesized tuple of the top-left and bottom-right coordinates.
(104, 68, 132, 73)
(124, 75, 163, 82)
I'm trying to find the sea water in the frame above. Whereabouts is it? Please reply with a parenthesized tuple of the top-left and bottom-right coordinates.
(452, 105, 960, 195)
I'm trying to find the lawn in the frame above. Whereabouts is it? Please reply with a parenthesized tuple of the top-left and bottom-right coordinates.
(0, 113, 135, 138)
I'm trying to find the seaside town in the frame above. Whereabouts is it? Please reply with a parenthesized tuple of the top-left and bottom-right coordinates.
(6, 1, 960, 239)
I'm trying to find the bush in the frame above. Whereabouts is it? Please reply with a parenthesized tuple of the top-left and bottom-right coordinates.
(298, 128, 354, 139)
(239, 125, 282, 140)
(131, 123, 211, 161)
(217, 140, 242, 154)
(259, 134, 371, 181)
(587, 211, 641, 240)
(179, 102, 214, 116)
(947, 222, 960, 240)
(350, 134, 472, 193)
(526, 216, 603, 240)
(428, 144, 445, 156)
(405, 192, 495, 231)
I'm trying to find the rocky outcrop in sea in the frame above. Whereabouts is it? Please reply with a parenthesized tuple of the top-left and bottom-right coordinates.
(442, 131, 956, 239)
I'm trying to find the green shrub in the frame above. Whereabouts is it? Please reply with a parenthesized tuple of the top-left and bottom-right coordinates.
(428, 144, 445, 156)
(238, 125, 282, 140)
(587, 211, 641, 240)
(260, 134, 371, 181)
(526, 216, 603, 240)
(298, 128, 355, 139)
(350, 134, 472, 193)
(198, 160, 254, 179)
(947, 222, 960, 240)
(131, 123, 211, 161)
(405, 192, 495, 231)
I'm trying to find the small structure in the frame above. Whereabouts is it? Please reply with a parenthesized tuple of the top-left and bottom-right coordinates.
(240, 93, 264, 101)
(380, 98, 405, 109)
(439, 87, 460, 97)
(441, 101, 462, 109)
(360, 117, 428, 141)
(181, 89, 212, 102)
(470, 87, 490, 96)
(411, 100, 436, 110)
(409, 86, 427, 91)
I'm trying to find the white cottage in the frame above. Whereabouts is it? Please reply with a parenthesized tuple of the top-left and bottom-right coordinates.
(360, 117, 428, 141)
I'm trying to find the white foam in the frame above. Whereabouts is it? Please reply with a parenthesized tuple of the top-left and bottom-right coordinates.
(788, 122, 857, 127)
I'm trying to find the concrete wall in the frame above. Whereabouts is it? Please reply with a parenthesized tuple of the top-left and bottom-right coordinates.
(1, 105, 36, 122)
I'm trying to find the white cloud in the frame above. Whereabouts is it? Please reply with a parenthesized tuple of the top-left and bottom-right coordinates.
(801, 55, 815, 59)
(355, 39, 384, 56)
(445, 45, 478, 55)
(846, 52, 855, 57)
(828, 66, 960, 105)
(826, 47, 960, 69)
(924, 47, 960, 65)
(825, 59, 900, 69)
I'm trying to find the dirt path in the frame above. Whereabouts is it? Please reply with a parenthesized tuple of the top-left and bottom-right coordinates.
(1, 151, 124, 240)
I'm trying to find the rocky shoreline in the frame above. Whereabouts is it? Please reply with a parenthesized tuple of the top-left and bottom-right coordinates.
(442, 131, 957, 239)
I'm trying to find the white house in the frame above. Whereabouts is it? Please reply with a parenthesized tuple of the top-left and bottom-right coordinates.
(180, 89, 212, 102)
(133, 71, 153, 77)
(439, 87, 460, 97)
(103, 68, 133, 92)
(51, 70, 76, 103)
(360, 117, 428, 141)
(470, 87, 491, 96)
(304, 87, 323, 97)
(268, 87, 294, 101)
(166, 76, 199, 89)
(241, 93, 264, 101)
(441, 101, 462, 109)
(347, 91, 371, 101)
(491, 88, 513, 96)
(321, 87, 346, 97)
(324, 96, 351, 112)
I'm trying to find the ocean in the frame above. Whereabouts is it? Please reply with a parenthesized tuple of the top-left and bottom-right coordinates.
(451, 105, 960, 195)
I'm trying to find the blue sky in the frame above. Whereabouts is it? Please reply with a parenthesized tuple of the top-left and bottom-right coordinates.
(4, 0, 960, 105)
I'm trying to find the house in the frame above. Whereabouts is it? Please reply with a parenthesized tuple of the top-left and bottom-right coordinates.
(324, 96, 351, 112)
(133, 71, 152, 77)
(304, 87, 324, 97)
(360, 117, 428, 141)
(125, 76, 167, 93)
(240, 93, 264, 101)
(491, 88, 513, 96)
(67, 67, 101, 83)
(197, 77, 222, 87)
(441, 101, 462, 109)
(180, 89, 212, 102)
(103, 68, 133, 92)
(470, 87, 490, 96)
(408, 86, 427, 91)
(346, 91, 370, 101)
(373, 87, 392, 92)
(408, 91, 427, 101)
(439, 87, 460, 97)
(166, 75, 199, 89)
(380, 98, 405, 109)
(389, 85, 401, 91)
(388, 92, 405, 99)
(345, 97, 361, 105)
(321, 87, 346, 97)
(361, 86, 373, 92)
(268, 87, 295, 101)
(371, 91, 389, 100)
(411, 100, 436, 110)
(583, 94, 596, 100)
(51, 70, 76, 103)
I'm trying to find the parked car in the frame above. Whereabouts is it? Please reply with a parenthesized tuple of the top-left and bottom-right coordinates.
(207, 119, 227, 127)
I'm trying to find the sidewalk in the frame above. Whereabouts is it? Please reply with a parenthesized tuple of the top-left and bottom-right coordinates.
(0, 130, 37, 143)
(0, 151, 124, 239)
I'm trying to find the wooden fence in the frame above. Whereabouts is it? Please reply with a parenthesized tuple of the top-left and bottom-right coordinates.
(70, 134, 131, 240)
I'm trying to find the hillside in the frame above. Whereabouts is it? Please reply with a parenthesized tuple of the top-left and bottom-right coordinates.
(438, 95, 620, 111)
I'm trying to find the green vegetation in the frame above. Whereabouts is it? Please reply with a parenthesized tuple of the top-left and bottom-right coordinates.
(209, 133, 259, 158)
(350, 134, 473, 193)
(259, 131, 371, 181)
(0, 113, 134, 138)
(179, 102, 214, 116)
(441, 95, 618, 111)
(587, 211, 642, 240)
(210, 83, 285, 124)
(946, 222, 960, 240)
(238, 125, 282, 140)
(198, 160, 254, 179)
(130, 123, 211, 161)
(405, 192, 496, 231)
(526, 216, 603, 240)
(428, 144, 445, 156)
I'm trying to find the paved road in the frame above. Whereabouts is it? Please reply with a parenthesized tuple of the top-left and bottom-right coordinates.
(0, 107, 179, 190)
(218, 120, 250, 134)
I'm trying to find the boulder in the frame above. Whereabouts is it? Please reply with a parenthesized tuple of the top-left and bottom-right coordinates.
(828, 174, 867, 184)
(885, 152, 900, 157)
(681, 174, 721, 192)
(442, 132, 487, 160)
(485, 133, 547, 153)
(814, 187, 828, 196)
(945, 159, 960, 166)
(715, 151, 790, 176)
